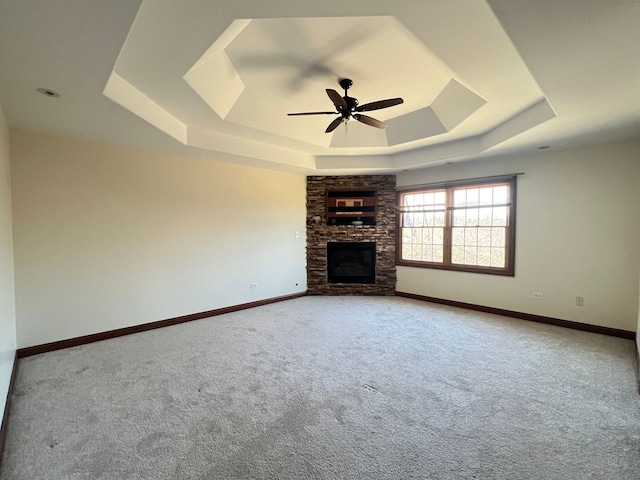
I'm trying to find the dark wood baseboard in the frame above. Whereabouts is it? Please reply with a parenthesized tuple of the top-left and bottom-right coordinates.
(0, 351, 18, 466)
(395, 291, 636, 340)
(17, 292, 307, 358)
(636, 342, 640, 395)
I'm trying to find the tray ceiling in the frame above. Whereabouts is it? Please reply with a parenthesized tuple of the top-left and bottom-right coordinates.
(1, 0, 639, 173)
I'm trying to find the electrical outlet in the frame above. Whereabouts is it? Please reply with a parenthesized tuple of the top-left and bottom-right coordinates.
(576, 296, 584, 307)
(250, 283, 257, 289)
(532, 292, 543, 300)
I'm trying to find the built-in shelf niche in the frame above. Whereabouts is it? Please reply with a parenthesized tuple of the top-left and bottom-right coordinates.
(326, 188, 377, 226)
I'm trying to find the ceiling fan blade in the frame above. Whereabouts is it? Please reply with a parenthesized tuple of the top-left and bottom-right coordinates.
(325, 117, 344, 133)
(326, 89, 347, 110)
(287, 111, 337, 116)
(356, 98, 404, 112)
(354, 114, 387, 129)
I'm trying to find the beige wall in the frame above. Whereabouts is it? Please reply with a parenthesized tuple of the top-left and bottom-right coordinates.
(10, 130, 307, 348)
(0, 106, 16, 415)
(8, 129, 639, 349)
(397, 139, 640, 332)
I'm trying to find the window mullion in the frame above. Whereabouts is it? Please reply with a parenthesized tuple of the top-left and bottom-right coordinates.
(444, 188, 453, 266)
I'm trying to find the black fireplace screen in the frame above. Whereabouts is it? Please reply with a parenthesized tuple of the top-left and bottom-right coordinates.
(327, 242, 376, 284)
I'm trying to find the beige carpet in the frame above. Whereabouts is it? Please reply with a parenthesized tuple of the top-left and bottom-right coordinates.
(1, 296, 639, 479)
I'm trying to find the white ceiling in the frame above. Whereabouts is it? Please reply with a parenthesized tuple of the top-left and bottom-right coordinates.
(1, 0, 638, 174)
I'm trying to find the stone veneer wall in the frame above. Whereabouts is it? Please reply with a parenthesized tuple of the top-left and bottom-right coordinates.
(306, 175, 396, 295)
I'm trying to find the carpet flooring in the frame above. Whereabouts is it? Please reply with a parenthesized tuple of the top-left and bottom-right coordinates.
(1, 296, 639, 479)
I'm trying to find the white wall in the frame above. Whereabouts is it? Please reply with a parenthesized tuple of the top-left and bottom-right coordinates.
(10, 130, 307, 348)
(0, 106, 17, 416)
(397, 139, 640, 332)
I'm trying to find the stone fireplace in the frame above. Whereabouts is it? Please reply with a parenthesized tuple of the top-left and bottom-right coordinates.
(306, 175, 396, 295)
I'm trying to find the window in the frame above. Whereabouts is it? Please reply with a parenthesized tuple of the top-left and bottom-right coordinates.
(397, 177, 516, 276)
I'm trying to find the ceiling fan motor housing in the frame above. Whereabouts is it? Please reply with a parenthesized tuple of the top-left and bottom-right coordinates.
(342, 96, 359, 117)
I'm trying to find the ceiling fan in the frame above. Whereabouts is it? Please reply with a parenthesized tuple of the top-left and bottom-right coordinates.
(287, 78, 404, 133)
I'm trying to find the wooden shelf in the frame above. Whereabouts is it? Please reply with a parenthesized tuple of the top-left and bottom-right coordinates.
(326, 188, 377, 225)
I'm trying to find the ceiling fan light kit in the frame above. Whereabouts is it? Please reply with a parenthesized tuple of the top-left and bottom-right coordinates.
(288, 78, 404, 133)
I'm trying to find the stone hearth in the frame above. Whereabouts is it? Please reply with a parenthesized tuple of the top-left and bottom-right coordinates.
(306, 175, 396, 295)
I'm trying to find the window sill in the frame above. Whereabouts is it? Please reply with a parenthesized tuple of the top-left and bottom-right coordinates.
(396, 259, 514, 277)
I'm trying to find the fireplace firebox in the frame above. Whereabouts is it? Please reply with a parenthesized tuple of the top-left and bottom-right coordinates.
(327, 242, 376, 284)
